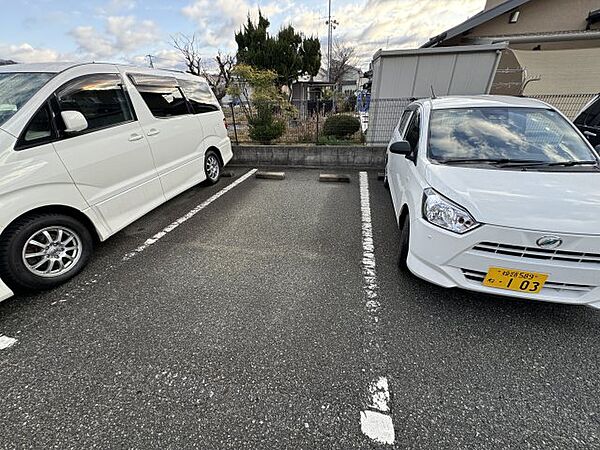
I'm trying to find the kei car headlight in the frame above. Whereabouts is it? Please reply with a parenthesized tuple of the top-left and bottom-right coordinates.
(422, 188, 480, 234)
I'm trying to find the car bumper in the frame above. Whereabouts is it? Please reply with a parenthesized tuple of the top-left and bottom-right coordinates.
(0, 278, 13, 303)
(407, 218, 600, 309)
(220, 137, 233, 166)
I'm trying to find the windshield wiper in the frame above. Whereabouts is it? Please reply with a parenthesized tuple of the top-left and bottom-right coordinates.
(436, 158, 599, 168)
(501, 160, 599, 168)
(538, 160, 597, 167)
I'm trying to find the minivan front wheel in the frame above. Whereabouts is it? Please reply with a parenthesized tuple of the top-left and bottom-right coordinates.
(0, 213, 93, 292)
(204, 150, 222, 185)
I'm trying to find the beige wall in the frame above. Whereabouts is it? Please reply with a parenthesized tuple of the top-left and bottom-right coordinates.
(472, 0, 600, 37)
(485, 0, 509, 9)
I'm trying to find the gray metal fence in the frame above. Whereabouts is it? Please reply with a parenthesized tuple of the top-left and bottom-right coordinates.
(528, 93, 596, 120)
(225, 94, 597, 146)
(224, 100, 363, 145)
(366, 98, 413, 145)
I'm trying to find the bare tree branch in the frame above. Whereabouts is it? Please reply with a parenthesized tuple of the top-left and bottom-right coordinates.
(326, 40, 360, 89)
(171, 33, 202, 75)
(171, 33, 235, 101)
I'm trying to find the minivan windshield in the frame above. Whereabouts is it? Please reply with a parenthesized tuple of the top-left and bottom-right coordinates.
(428, 107, 598, 168)
(0, 72, 54, 127)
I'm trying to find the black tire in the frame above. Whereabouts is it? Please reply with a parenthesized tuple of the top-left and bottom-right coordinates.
(397, 214, 410, 271)
(383, 171, 389, 190)
(204, 150, 222, 185)
(0, 213, 93, 292)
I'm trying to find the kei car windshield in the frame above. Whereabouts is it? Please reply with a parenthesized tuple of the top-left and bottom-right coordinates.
(428, 107, 597, 164)
(0, 72, 54, 127)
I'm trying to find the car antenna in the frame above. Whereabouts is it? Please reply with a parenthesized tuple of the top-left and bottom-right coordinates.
(430, 85, 437, 99)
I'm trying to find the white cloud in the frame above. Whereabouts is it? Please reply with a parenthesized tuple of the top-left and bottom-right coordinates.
(70, 15, 161, 60)
(130, 48, 185, 70)
(180, 0, 486, 68)
(0, 43, 66, 63)
(0, 0, 489, 70)
(282, 0, 486, 67)
(181, 0, 294, 51)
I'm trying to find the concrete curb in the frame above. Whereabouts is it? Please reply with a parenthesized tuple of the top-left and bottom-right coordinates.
(230, 145, 386, 169)
(319, 173, 351, 183)
(255, 171, 286, 180)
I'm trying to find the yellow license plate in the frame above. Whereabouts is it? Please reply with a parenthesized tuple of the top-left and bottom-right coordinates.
(483, 267, 548, 294)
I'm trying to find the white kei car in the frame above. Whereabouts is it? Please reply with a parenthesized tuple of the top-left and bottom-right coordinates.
(385, 95, 600, 309)
(0, 63, 233, 300)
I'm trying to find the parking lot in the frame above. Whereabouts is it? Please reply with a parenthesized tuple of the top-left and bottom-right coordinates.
(1, 168, 600, 448)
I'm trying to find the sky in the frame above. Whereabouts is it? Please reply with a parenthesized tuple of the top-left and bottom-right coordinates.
(0, 0, 487, 70)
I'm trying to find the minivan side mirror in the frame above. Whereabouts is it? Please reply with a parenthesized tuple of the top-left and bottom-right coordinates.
(389, 140, 412, 155)
(61, 111, 88, 133)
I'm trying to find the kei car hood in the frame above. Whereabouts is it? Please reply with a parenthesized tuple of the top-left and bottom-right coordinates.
(425, 164, 600, 235)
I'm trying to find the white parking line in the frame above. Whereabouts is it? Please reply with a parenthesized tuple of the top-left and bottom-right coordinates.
(0, 335, 17, 350)
(358, 171, 395, 445)
(123, 169, 257, 261)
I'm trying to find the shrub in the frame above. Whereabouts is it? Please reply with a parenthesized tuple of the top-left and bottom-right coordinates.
(323, 114, 360, 139)
(249, 103, 286, 144)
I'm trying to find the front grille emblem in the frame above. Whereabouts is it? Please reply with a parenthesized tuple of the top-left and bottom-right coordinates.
(536, 236, 563, 249)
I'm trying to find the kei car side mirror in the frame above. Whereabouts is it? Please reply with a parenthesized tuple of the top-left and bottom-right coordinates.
(389, 140, 412, 155)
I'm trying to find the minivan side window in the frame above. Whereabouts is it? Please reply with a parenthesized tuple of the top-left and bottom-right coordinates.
(131, 75, 190, 118)
(179, 80, 219, 114)
(404, 109, 421, 153)
(15, 103, 54, 149)
(55, 74, 133, 134)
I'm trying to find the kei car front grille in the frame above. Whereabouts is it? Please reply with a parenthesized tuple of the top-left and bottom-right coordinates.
(461, 269, 595, 297)
(472, 242, 600, 265)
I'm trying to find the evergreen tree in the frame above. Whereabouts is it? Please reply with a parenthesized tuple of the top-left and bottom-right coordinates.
(235, 11, 322, 91)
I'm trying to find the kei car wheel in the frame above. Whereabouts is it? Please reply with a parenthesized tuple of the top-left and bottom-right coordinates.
(0, 213, 93, 292)
(397, 214, 410, 271)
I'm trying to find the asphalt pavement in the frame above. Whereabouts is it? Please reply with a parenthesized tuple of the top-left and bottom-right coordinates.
(1, 168, 600, 449)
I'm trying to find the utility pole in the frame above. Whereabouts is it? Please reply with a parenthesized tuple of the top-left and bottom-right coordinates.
(146, 54, 155, 69)
(325, 0, 338, 83)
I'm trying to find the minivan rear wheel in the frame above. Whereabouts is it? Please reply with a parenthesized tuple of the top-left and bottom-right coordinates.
(204, 150, 222, 185)
(0, 213, 93, 292)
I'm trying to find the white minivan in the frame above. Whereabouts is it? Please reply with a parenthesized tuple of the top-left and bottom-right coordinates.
(0, 62, 233, 300)
(385, 95, 600, 309)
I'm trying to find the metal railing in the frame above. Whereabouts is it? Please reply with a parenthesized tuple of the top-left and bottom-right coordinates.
(224, 94, 598, 146)
(224, 99, 364, 145)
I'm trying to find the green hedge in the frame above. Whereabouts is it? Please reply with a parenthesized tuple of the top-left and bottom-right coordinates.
(249, 103, 286, 144)
(323, 114, 360, 139)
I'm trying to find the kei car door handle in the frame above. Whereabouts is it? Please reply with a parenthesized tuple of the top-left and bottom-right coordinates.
(147, 129, 161, 137)
(129, 133, 144, 142)
(584, 130, 597, 137)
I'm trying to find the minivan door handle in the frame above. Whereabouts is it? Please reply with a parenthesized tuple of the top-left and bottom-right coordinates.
(147, 129, 161, 137)
(584, 130, 597, 137)
(128, 133, 144, 142)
